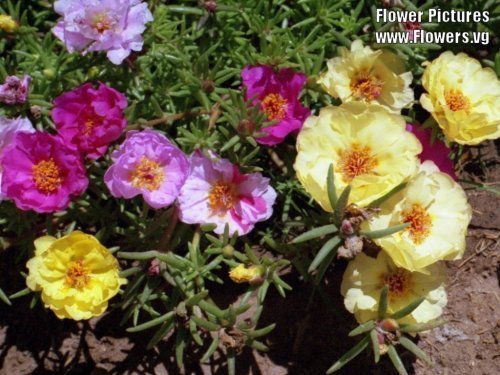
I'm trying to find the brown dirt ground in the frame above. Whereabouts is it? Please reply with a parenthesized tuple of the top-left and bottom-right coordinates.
(0, 140, 498, 375)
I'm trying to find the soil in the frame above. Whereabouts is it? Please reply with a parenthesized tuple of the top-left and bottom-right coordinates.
(0, 140, 498, 375)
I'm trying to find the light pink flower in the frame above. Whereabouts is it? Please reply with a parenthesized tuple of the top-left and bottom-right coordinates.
(178, 151, 277, 236)
(53, 0, 153, 65)
(104, 130, 189, 209)
(0, 75, 30, 105)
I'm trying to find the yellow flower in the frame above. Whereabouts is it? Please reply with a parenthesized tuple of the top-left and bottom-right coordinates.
(26, 231, 126, 320)
(229, 264, 264, 284)
(0, 15, 17, 32)
(294, 102, 421, 210)
(365, 163, 471, 272)
(420, 51, 500, 145)
(341, 252, 447, 325)
(318, 40, 413, 113)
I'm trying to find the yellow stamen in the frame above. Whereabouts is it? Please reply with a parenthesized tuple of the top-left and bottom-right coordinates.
(382, 268, 412, 301)
(208, 181, 236, 212)
(445, 89, 471, 113)
(93, 13, 112, 34)
(129, 156, 164, 191)
(66, 259, 91, 289)
(261, 93, 288, 121)
(32, 158, 63, 193)
(402, 204, 433, 245)
(338, 143, 378, 182)
(350, 73, 384, 101)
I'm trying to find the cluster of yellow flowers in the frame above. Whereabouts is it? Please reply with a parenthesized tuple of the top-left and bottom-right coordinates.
(294, 41, 489, 326)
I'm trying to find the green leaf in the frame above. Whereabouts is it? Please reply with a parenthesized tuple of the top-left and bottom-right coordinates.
(399, 336, 432, 365)
(387, 345, 408, 375)
(326, 335, 370, 374)
(146, 319, 176, 350)
(333, 185, 351, 226)
(399, 319, 446, 333)
(201, 336, 220, 363)
(327, 164, 338, 209)
(378, 286, 389, 319)
(246, 323, 276, 339)
(348, 321, 375, 337)
(227, 348, 236, 375)
(308, 236, 341, 273)
(290, 224, 338, 244)
(0, 287, 11, 305)
(191, 315, 220, 331)
(127, 311, 175, 332)
(370, 329, 380, 363)
(369, 182, 407, 207)
(390, 298, 425, 320)
(8, 287, 30, 300)
(198, 300, 225, 319)
(360, 223, 409, 239)
(185, 290, 209, 307)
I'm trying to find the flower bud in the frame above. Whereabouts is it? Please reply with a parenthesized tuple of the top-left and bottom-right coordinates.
(379, 318, 400, 332)
(229, 264, 264, 284)
(222, 244, 234, 258)
(237, 119, 256, 136)
(0, 15, 17, 33)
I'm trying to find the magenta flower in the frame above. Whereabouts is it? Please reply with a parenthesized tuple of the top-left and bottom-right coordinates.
(53, 0, 153, 65)
(1, 131, 88, 213)
(178, 151, 277, 236)
(0, 75, 30, 105)
(52, 82, 127, 160)
(242, 65, 310, 146)
(0, 117, 35, 201)
(406, 124, 456, 179)
(104, 130, 189, 209)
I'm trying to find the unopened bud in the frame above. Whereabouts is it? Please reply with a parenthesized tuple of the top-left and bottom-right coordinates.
(237, 119, 256, 136)
(147, 258, 161, 276)
(222, 244, 234, 258)
(30, 105, 42, 119)
(379, 318, 399, 332)
(229, 264, 264, 285)
(204, 0, 217, 12)
(201, 79, 215, 93)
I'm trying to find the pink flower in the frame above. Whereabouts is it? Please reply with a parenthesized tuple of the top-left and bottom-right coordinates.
(52, 82, 127, 160)
(0, 117, 35, 201)
(242, 65, 310, 146)
(53, 0, 153, 65)
(178, 151, 277, 236)
(0, 75, 30, 105)
(104, 130, 189, 209)
(1, 131, 88, 213)
(406, 124, 456, 179)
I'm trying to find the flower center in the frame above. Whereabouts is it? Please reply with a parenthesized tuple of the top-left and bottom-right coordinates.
(402, 204, 433, 245)
(350, 74, 383, 101)
(208, 181, 237, 212)
(261, 93, 288, 121)
(66, 259, 91, 289)
(129, 156, 164, 191)
(83, 112, 103, 136)
(32, 158, 63, 193)
(382, 268, 412, 301)
(92, 13, 113, 34)
(338, 143, 378, 182)
(445, 89, 471, 113)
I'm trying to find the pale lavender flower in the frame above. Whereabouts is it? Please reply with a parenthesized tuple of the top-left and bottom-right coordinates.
(0, 75, 30, 105)
(53, 0, 153, 65)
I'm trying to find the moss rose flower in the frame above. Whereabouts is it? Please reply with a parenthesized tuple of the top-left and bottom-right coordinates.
(0, 131, 88, 213)
(242, 65, 310, 145)
(26, 231, 126, 320)
(53, 0, 153, 64)
(178, 151, 277, 236)
(294, 102, 421, 210)
(104, 129, 189, 209)
(52, 82, 127, 160)
(341, 252, 447, 325)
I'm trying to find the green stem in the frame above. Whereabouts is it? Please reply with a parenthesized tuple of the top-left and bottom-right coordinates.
(158, 206, 179, 252)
